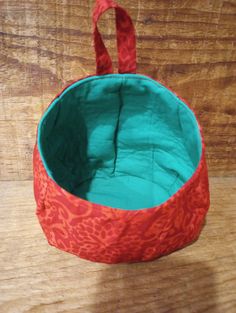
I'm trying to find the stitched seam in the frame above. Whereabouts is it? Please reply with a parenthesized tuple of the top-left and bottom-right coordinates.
(111, 76, 124, 175)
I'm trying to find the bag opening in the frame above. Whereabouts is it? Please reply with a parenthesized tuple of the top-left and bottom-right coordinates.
(38, 74, 202, 210)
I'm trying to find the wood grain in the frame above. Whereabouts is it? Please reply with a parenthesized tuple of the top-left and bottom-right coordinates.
(0, 0, 236, 180)
(0, 177, 236, 313)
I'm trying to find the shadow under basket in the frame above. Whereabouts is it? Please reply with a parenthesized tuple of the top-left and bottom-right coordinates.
(33, 0, 210, 264)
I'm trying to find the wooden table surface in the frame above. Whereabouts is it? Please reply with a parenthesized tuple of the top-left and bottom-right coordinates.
(0, 177, 236, 313)
(1, 0, 236, 312)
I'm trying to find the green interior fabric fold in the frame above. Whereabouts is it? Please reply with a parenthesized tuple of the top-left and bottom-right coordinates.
(38, 74, 202, 210)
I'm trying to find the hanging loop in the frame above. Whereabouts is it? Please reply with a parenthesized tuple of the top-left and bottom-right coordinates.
(93, 0, 136, 75)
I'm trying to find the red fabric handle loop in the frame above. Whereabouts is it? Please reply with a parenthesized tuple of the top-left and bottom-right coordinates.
(93, 0, 136, 75)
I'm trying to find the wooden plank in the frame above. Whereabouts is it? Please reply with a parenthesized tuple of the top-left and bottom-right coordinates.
(0, 0, 235, 180)
(0, 120, 37, 180)
(0, 177, 235, 312)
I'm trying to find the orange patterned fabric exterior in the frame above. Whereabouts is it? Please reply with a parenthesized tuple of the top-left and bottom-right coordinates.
(34, 137, 209, 264)
(33, 0, 210, 264)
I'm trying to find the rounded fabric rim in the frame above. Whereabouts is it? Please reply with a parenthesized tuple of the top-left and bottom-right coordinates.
(37, 74, 203, 211)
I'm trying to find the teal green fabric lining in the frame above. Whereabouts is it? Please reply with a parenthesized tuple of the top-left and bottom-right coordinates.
(38, 74, 202, 210)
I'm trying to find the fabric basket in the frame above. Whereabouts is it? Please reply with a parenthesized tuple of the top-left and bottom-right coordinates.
(33, 0, 210, 264)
